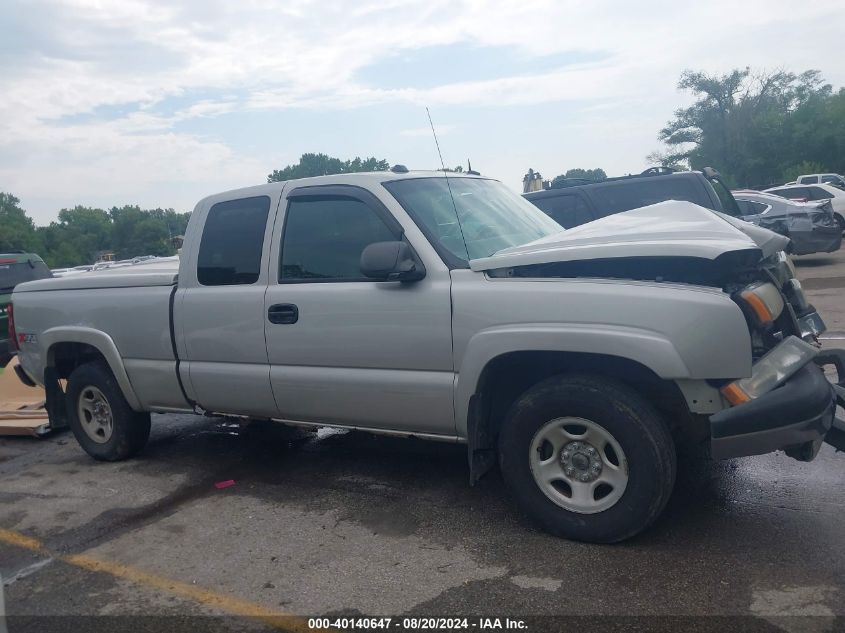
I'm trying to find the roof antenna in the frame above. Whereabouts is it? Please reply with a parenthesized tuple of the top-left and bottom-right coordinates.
(426, 106, 448, 173)
(426, 107, 468, 255)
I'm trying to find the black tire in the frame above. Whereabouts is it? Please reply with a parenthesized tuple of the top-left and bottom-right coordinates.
(498, 374, 676, 543)
(66, 361, 151, 461)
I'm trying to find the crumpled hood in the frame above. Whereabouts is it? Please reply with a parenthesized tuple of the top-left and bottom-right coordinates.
(470, 200, 790, 272)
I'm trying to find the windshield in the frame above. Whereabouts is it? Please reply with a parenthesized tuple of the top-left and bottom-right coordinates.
(384, 177, 563, 263)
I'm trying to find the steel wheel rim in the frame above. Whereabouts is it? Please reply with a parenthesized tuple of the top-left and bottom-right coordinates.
(529, 416, 628, 514)
(77, 386, 114, 444)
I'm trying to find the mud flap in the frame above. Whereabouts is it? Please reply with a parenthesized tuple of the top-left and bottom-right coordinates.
(44, 366, 69, 430)
(467, 393, 496, 485)
(815, 350, 845, 452)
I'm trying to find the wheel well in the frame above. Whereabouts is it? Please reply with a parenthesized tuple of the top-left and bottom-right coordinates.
(48, 342, 108, 380)
(474, 350, 692, 447)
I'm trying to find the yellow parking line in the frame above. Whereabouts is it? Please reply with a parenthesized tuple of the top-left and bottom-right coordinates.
(0, 528, 318, 633)
(0, 528, 47, 554)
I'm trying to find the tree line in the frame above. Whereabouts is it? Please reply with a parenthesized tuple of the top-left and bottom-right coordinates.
(649, 67, 845, 188)
(537, 68, 843, 191)
(0, 193, 190, 268)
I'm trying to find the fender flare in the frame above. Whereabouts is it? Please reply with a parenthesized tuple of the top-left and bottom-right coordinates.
(42, 326, 143, 411)
(454, 323, 692, 437)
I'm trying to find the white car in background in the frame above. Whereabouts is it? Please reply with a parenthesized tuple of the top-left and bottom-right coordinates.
(796, 173, 845, 189)
(764, 183, 845, 233)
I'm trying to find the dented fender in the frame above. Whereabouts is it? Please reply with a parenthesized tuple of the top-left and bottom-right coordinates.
(450, 271, 753, 438)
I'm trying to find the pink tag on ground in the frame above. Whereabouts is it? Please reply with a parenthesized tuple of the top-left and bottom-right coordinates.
(214, 480, 235, 489)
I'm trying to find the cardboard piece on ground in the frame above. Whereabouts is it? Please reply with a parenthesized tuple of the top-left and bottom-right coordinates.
(0, 357, 50, 437)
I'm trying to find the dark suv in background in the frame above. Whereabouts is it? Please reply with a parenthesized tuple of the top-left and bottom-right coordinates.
(524, 167, 740, 229)
(1, 252, 52, 366)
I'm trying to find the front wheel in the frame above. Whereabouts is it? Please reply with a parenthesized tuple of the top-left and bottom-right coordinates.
(66, 361, 151, 461)
(498, 374, 676, 543)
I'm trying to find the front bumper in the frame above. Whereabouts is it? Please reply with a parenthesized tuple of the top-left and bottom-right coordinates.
(710, 346, 845, 461)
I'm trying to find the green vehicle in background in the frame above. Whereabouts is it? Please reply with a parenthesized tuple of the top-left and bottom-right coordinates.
(1, 252, 52, 366)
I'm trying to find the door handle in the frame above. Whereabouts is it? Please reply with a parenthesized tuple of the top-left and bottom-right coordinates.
(268, 303, 298, 324)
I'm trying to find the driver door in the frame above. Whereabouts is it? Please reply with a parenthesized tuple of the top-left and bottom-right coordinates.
(263, 185, 455, 435)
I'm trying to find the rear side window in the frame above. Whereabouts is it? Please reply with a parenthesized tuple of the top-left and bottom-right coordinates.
(197, 196, 271, 286)
(0, 260, 52, 292)
(280, 197, 396, 281)
(797, 176, 816, 184)
(588, 178, 705, 218)
(532, 195, 593, 228)
(735, 200, 769, 216)
(807, 186, 832, 201)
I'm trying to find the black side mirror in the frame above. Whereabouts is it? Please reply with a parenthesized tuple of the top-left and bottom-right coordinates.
(360, 241, 425, 282)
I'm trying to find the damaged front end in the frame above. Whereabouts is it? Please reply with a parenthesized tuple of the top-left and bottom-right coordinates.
(698, 249, 843, 462)
(472, 201, 843, 462)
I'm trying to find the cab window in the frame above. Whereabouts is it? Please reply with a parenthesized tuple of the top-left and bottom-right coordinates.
(197, 196, 271, 286)
(280, 197, 396, 282)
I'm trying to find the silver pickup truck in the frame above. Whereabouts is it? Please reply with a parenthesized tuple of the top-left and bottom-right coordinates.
(9, 171, 845, 542)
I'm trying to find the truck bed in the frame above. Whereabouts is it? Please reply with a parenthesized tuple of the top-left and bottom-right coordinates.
(12, 257, 186, 412)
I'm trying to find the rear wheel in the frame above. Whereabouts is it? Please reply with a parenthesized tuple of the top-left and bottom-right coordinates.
(66, 361, 151, 461)
(498, 374, 676, 543)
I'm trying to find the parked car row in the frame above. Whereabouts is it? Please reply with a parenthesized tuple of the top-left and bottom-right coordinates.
(523, 167, 843, 256)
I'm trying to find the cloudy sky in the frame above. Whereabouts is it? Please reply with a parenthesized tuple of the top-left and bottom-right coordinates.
(3, 0, 844, 224)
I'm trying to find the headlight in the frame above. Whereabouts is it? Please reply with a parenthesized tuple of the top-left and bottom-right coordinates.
(720, 336, 818, 405)
(736, 281, 784, 328)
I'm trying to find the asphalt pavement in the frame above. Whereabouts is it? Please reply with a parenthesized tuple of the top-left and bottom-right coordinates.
(1, 249, 843, 632)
